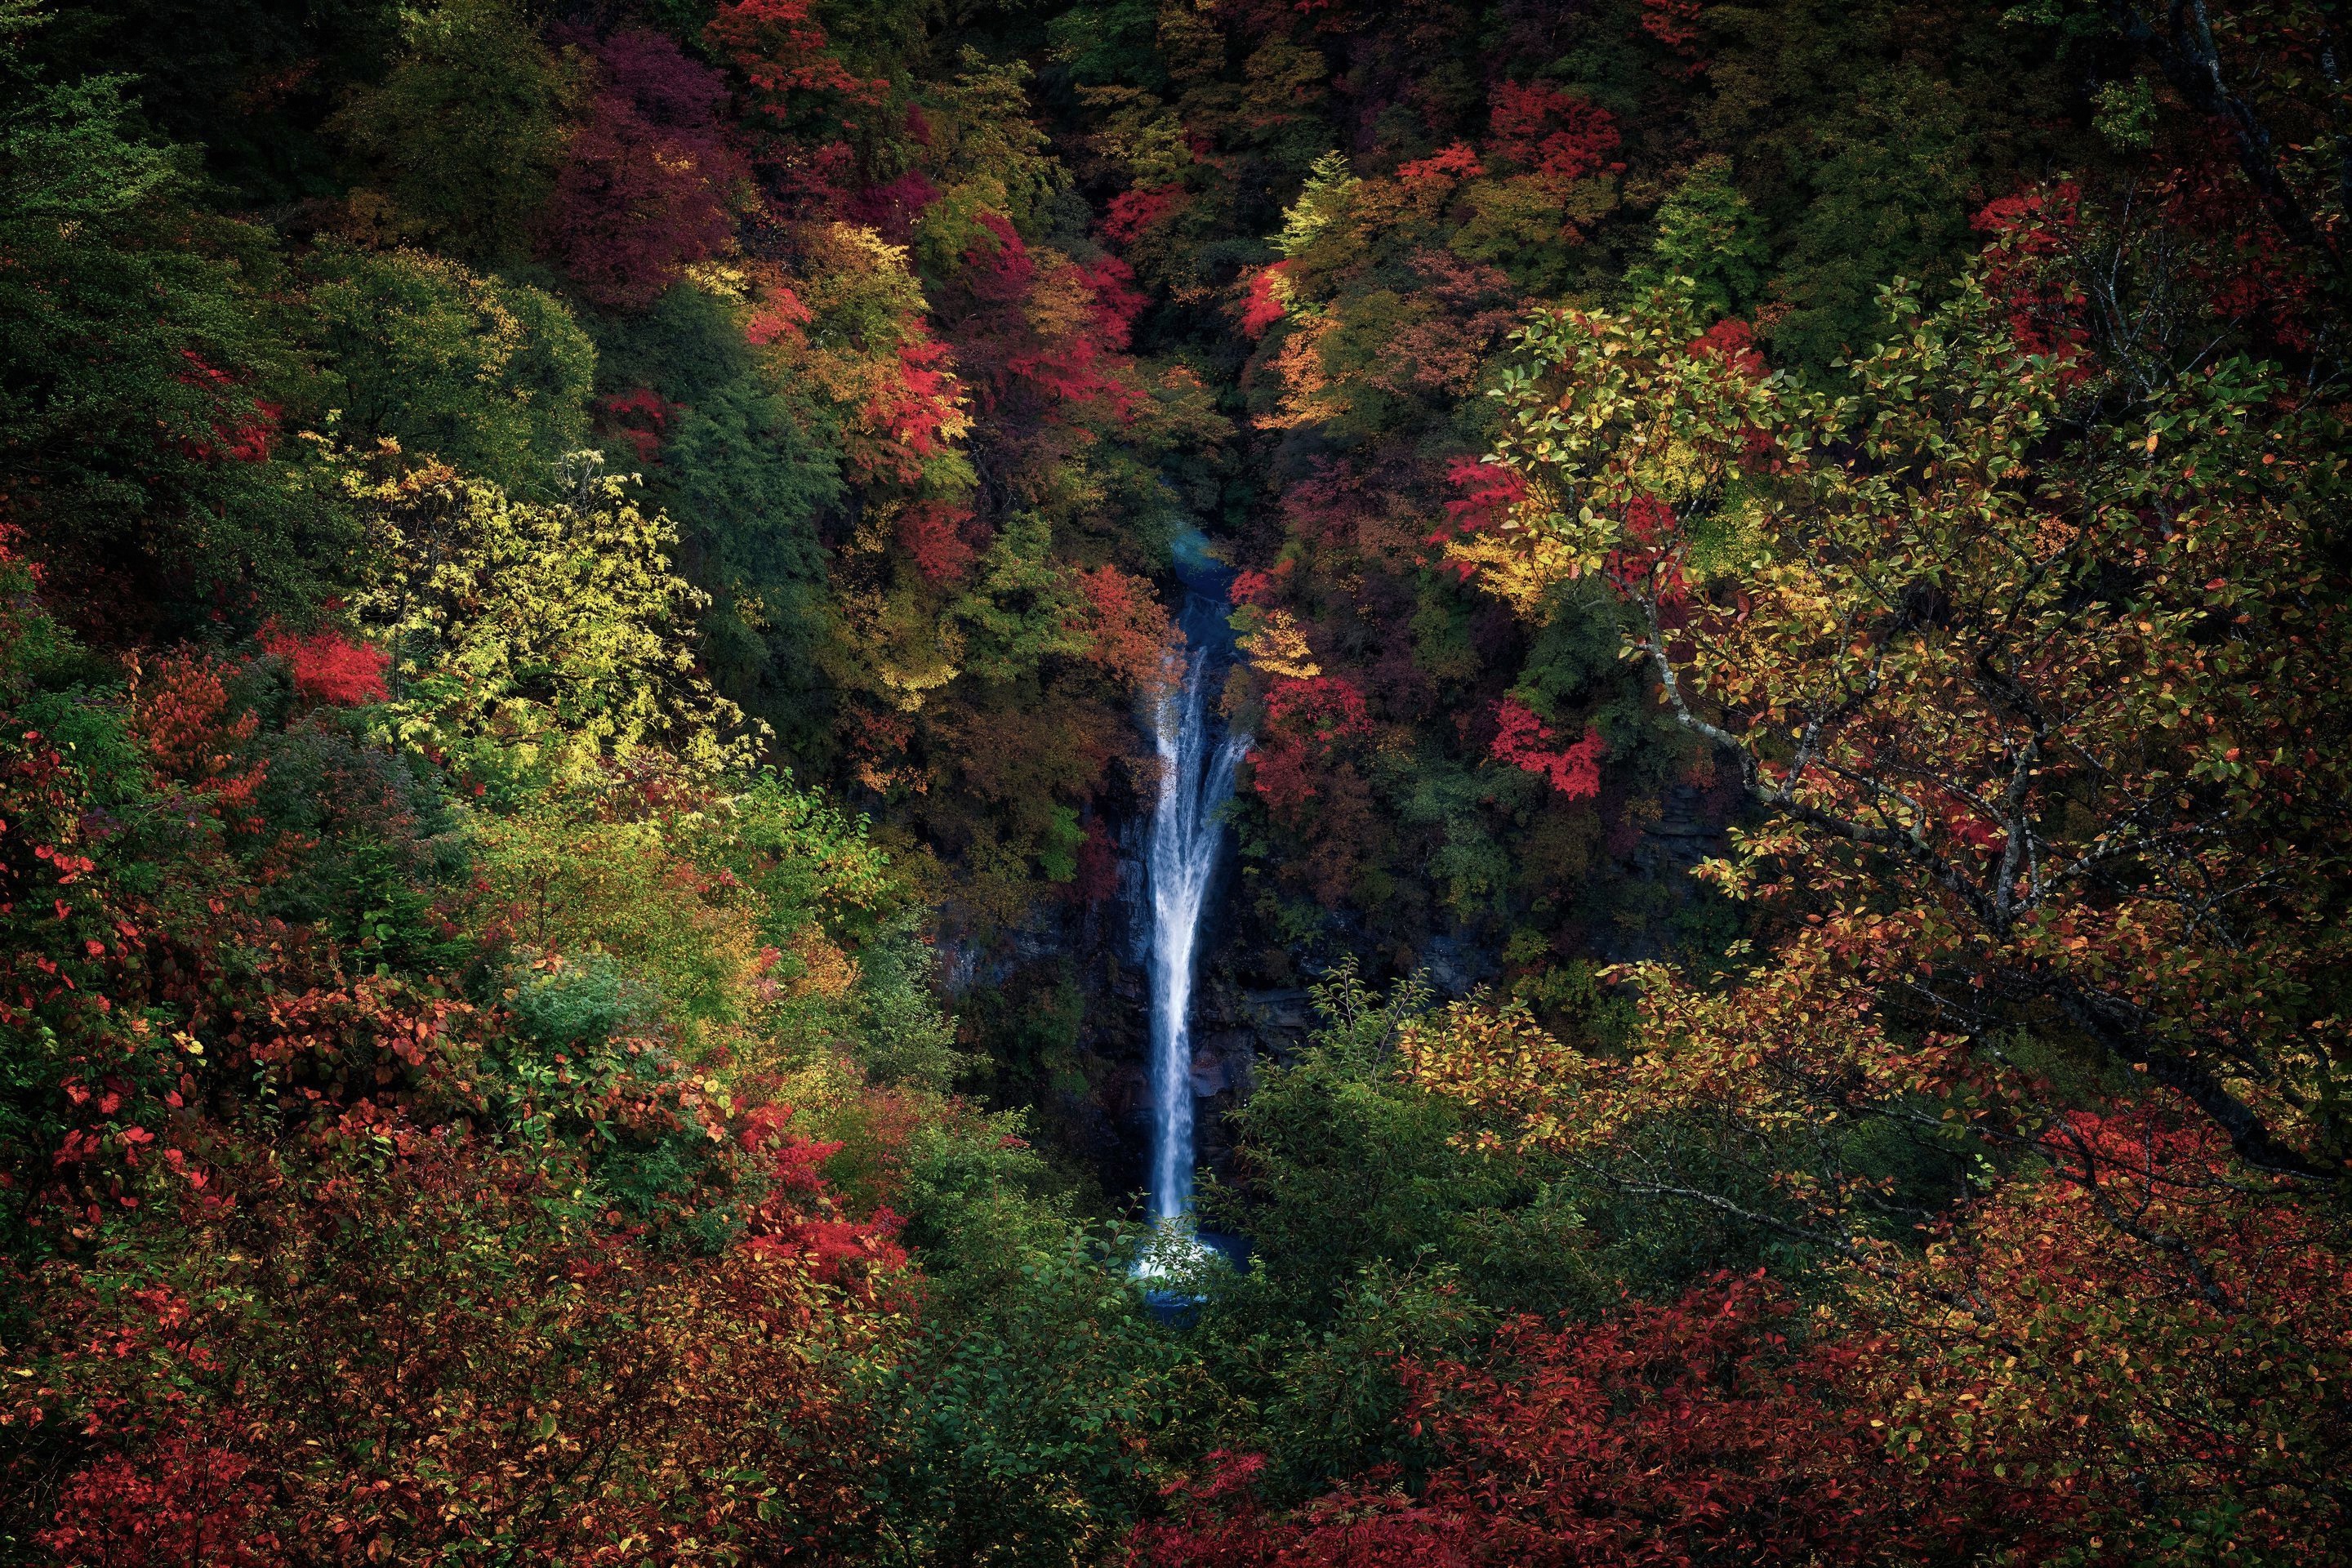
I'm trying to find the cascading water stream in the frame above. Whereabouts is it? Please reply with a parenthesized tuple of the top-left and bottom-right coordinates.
(1143, 604, 1249, 1231)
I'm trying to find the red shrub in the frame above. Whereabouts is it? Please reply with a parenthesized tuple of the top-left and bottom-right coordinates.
(1245, 734, 1319, 817)
(122, 653, 270, 831)
(1640, 0, 1707, 73)
(706, 0, 887, 126)
(1075, 564, 1175, 688)
(1083, 255, 1149, 349)
(1238, 262, 1290, 338)
(1264, 675, 1371, 743)
(745, 287, 814, 346)
(843, 169, 942, 242)
(1433, 457, 1527, 542)
(1134, 1275, 2049, 1566)
(739, 1104, 908, 1287)
(1490, 699, 1602, 800)
(947, 215, 1140, 418)
(856, 333, 967, 480)
(36, 1437, 282, 1568)
(898, 500, 982, 586)
(1396, 144, 1486, 185)
(1487, 82, 1622, 185)
(174, 352, 279, 465)
(1690, 317, 1765, 377)
(1247, 676, 1373, 819)
(541, 30, 744, 310)
(260, 626, 390, 707)
(1585, 493, 1691, 604)
(1227, 562, 1293, 608)
(599, 387, 675, 463)
(1971, 181, 2095, 373)
(1102, 185, 1185, 245)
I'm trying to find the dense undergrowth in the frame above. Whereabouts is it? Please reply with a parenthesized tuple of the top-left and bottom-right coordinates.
(3, 0, 2351, 1561)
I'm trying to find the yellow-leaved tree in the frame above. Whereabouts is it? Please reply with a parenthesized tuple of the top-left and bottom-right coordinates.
(1388, 262, 2352, 1557)
(343, 445, 751, 795)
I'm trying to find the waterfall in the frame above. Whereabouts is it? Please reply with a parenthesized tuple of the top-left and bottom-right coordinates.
(1144, 626, 1248, 1225)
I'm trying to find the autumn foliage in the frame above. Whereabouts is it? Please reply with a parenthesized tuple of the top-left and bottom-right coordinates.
(540, 30, 746, 309)
(259, 624, 390, 706)
(1136, 1275, 2060, 1566)
(7, 0, 2352, 1562)
(1487, 699, 1601, 800)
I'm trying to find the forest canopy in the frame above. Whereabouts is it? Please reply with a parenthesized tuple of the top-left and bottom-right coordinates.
(2, 0, 2348, 1562)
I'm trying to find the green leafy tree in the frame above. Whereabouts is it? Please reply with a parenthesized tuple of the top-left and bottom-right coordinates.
(862, 1226, 1192, 1565)
(330, 0, 583, 261)
(657, 376, 844, 738)
(910, 50, 1071, 274)
(0, 4, 341, 625)
(1208, 968, 1600, 1330)
(345, 451, 747, 793)
(1625, 154, 1769, 320)
(300, 242, 597, 497)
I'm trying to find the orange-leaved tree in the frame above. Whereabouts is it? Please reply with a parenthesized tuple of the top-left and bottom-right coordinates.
(1400, 232, 2352, 1553)
(1455, 263, 2352, 1187)
(11, 1125, 905, 1566)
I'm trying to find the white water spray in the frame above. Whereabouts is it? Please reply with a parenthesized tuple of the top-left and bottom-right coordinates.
(1144, 638, 1248, 1225)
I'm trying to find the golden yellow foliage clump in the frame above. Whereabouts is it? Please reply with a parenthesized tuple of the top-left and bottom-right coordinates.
(1234, 605, 1321, 679)
(784, 927, 861, 1003)
(1396, 998, 1592, 1156)
(342, 447, 751, 791)
(1439, 528, 1584, 617)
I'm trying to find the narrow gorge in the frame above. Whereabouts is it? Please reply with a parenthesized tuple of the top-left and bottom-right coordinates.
(4, 2, 2349, 1563)
(1140, 580, 1246, 1232)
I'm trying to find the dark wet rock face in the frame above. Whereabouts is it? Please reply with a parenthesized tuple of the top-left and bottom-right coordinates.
(945, 771, 1737, 1214)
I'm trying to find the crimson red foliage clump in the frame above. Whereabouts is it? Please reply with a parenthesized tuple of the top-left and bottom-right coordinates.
(1264, 675, 1370, 743)
(33, 1437, 280, 1567)
(1435, 457, 1527, 542)
(1133, 1275, 2050, 1566)
(1227, 561, 1293, 608)
(1245, 736, 1318, 816)
(599, 387, 675, 463)
(541, 30, 744, 310)
(1690, 317, 1766, 377)
(739, 1104, 907, 1286)
(1248, 676, 1374, 818)
(857, 333, 966, 480)
(944, 214, 1139, 418)
(174, 353, 279, 464)
(1074, 564, 1174, 686)
(1239, 262, 1290, 337)
(958, 210, 1039, 300)
(261, 626, 390, 707)
(1976, 167, 2319, 366)
(1282, 462, 1370, 549)
(745, 287, 815, 347)
(1081, 256, 1149, 350)
(898, 500, 982, 586)
(843, 169, 942, 242)
(1971, 181, 2095, 372)
(1487, 82, 1622, 184)
(126, 653, 270, 831)
(1490, 699, 1602, 800)
(1396, 144, 1485, 185)
(1102, 185, 1185, 244)
(706, 0, 887, 126)
(1639, 0, 1707, 73)
(1604, 493, 1689, 602)
(768, 136, 860, 213)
